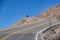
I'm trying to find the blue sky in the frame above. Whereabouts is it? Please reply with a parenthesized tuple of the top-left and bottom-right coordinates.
(0, 0, 60, 28)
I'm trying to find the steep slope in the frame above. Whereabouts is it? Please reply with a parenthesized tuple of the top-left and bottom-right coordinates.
(11, 4, 60, 28)
(37, 4, 60, 20)
(0, 4, 60, 40)
(38, 4, 60, 40)
(0, 4, 60, 30)
(11, 17, 39, 28)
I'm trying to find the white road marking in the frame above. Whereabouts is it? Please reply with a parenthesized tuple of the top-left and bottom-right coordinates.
(35, 21, 60, 40)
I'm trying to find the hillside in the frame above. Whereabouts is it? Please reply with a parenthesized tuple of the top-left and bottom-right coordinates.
(37, 4, 60, 19)
(0, 4, 60, 40)
(0, 4, 60, 31)
(11, 4, 60, 28)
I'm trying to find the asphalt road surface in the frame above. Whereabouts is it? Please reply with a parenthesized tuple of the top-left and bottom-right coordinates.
(0, 18, 60, 40)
